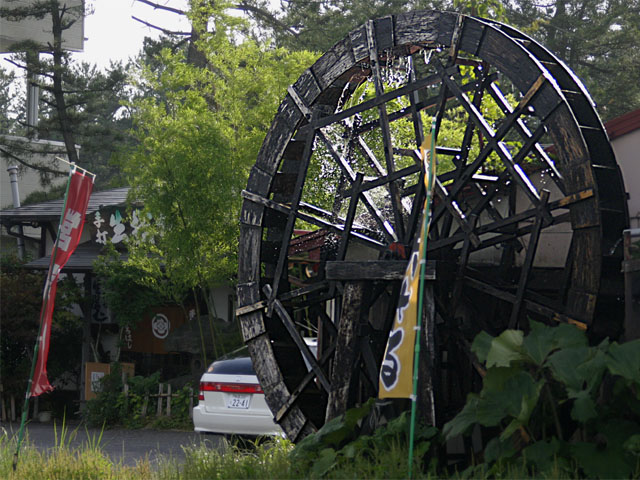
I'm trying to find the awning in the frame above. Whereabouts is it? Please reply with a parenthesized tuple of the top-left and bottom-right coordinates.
(24, 242, 127, 272)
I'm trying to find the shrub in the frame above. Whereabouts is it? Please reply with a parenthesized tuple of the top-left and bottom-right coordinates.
(83, 364, 191, 429)
(444, 320, 640, 478)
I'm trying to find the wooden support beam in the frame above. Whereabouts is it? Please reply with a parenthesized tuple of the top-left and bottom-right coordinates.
(275, 343, 336, 423)
(325, 260, 436, 281)
(263, 284, 332, 393)
(509, 189, 550, 328)
(325, 281, 365, 422)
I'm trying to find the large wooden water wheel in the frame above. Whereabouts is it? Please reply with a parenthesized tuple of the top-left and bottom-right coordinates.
(236, 10, 628, 441)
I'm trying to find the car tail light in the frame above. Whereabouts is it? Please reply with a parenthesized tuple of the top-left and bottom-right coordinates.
(199, 381, 263, 400)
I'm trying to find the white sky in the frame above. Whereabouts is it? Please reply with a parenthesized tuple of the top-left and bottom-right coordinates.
(1, 0, 191, 73)
(77, 0, 190, 69)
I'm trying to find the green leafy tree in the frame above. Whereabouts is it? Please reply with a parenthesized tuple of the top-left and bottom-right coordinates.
(0, 1, 133, 188)
(251, 0, 451, 52)
(0, 66, 17, 133)
(119, 3, 317, 363)
(504, 0, 640, 120)
(0, 255, 84, 403)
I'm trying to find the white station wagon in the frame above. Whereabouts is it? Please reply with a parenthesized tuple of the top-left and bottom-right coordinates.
(192, 347, 283, 437)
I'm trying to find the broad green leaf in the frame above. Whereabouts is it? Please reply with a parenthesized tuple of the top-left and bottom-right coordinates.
(313, 415, 350, 447)
(521, 438, 562, 474)
(600, 418, 640, 452)
(551, 322, 588, 350)
(575, 347, 607, 394)
(606, 340, 640, 384)
(443, 394, 505, 439)
(500, 378, 543, 440)
(310, 448, 337, 477)
(341, 442, 359, 459)
(623, 434, 640, 457)
(414, 439, 432, 459)
(482, 366, 522, 391)
(571, 419, 640, 478)
(471, 330, 494, 364)
(547, 346, 591, 394)
(570, 442, 633, 479)
(444, 369, 538, 439)
(484, 436, 517, 463)
(570, 390, 597, 423)
(522, 320, 557, 366)
(343, 397, 375, 430)
(486, 330, 525, 367)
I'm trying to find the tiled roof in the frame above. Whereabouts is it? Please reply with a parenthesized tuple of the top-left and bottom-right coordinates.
(23, 242, 128, 271)
(605, 108, 640, 140)
(0, 187, 131, 222)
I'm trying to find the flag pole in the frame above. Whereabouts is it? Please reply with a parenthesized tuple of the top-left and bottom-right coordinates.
(12, 167, 76, 471)
(408, 117, 437, 478)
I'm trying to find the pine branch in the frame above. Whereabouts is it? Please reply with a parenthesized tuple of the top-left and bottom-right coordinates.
(0, 146, 67, 176)
(132, 15, 191, 36)
(135, 0, 186, 16)
(233, 1, 299, 38)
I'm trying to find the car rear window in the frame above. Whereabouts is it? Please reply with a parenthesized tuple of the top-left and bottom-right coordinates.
(207, 356, 256, 375)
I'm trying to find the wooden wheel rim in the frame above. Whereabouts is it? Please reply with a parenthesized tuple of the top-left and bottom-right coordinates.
(237, 11, 627, 440)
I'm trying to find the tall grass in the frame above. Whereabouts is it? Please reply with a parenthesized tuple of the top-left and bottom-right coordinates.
(0, 426, 583, 479)
(0, 423, 152, 480)
(156, 436, 296, 480)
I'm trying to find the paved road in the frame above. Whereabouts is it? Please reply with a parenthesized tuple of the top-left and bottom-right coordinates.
(2, 421, 223, 467)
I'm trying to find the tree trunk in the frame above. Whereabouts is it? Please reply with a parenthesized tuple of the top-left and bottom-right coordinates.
(49, 2, 79, 164)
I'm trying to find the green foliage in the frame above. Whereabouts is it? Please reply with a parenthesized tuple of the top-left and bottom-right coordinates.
(504, 0, 640, 121)
(93, 243, 170, 330)
(122, 6, 317, 361)
(126, 50, 238, 292)
(0, 65, 17, 134)
(171, 436, 294, 480)
(0, 255, 83, 398)
(445, 321, 640, 478)
(1, 1, 132, 187)
(261, 0, 452, 52)
(290, 399, 439, 478)
(84, 364, 194, 429)
(0, 425, 152, 479)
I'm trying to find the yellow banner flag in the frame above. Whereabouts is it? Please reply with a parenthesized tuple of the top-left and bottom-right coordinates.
(379, 130, 435, 398)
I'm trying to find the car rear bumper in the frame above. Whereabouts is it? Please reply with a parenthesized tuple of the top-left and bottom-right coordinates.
(192, 405, 284, 436)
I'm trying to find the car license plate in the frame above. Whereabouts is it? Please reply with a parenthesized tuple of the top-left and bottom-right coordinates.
(226, 394, 250, 409)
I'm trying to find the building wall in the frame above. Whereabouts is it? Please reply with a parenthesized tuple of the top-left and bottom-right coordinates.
(611, 129, 640, 229)
(0, 0, 84, 53)
(0, 137, 70, 209)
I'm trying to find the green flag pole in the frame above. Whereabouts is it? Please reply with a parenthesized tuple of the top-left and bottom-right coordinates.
(408, 117, 437, 478)
(12, 168, 74, 472)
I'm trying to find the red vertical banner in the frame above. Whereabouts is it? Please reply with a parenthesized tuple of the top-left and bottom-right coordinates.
(31, 169, 94, 397)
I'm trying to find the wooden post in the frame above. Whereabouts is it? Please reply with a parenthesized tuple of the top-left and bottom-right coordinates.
(123, 380, 129, 411)
(166, 384, 171, 417)
(325, 281, 365, 423)
(417, 283, 437, 427)
(141, 393, 149, 418)
(156, 384, 163, 417)
(189, 387, 194, 418)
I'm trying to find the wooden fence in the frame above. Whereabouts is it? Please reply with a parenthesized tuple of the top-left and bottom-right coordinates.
(123, 382, 196, 418)
(0, 382, 197, 422)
